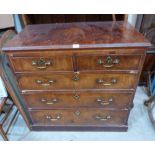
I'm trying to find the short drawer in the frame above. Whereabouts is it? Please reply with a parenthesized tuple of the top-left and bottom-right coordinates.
(29, 109, 129, 126)
(23, 92, 133, 109)
(77, 55, 141, 71)
(10, 56, 73, 72)
(17, 73, 138, 91)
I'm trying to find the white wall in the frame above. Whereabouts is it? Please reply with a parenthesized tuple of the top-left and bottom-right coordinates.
(0, 14, 14, 29)
(128, 14, 138, 27)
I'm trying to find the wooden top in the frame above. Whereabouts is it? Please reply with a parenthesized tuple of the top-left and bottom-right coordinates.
(3, 21, 151, 51)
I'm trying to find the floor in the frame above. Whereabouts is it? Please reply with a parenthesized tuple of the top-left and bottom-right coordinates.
(0, 86, 155, 141)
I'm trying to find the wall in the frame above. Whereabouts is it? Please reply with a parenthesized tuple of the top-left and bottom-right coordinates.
(0, 14, 14, 29)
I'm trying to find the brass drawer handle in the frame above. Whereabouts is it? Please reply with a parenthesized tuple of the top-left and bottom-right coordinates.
(98, 56, 120, 68)
(36, 79, 56, 86)
(96, 78, 117, 86)
(95, 115, 111, 121)
(41, 98, 58, 105)
(45, 114, 62, 121)
(96, 97, 113, 105)
(32, 58, 52, 69)
(103, 64, 113, 68)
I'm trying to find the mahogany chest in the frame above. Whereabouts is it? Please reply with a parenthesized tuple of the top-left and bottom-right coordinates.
(2, 21, 150, 131)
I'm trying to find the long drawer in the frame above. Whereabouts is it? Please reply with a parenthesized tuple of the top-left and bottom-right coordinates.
(17, 73, 138, 91)
(29, 109, 129, 126)
(10, 56, 73, 72)
(23, 91, 133, 109)
(77, 55, 141, 71)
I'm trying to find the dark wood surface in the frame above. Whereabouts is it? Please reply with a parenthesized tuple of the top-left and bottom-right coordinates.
(77, 55, 141, 71)
(9, 53, 141, 72)
(29, 108, 129, 126)
(10, 55, 73, 72)
(26, 14, 125, 24)
(3, 21, 150, 51)
(22, 91, 133, 110)
(30, 124, 128, 131)
(17, 72, 138, 91)
(2, 22, 150, 131)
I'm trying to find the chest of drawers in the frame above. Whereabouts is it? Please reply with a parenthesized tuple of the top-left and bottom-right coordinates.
(2, 21, 150, 131)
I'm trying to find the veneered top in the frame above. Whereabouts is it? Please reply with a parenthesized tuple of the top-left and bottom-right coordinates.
(3, 21, 151, 51)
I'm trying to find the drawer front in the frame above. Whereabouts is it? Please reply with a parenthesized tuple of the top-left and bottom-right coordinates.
(30, 109, 129, 126)
(23, 92, 133, 109)
(17, 74, 75, 90)
(17, 73, 137, 91)
(10, 56, 73, 72)
(77, 55, 141, 71)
